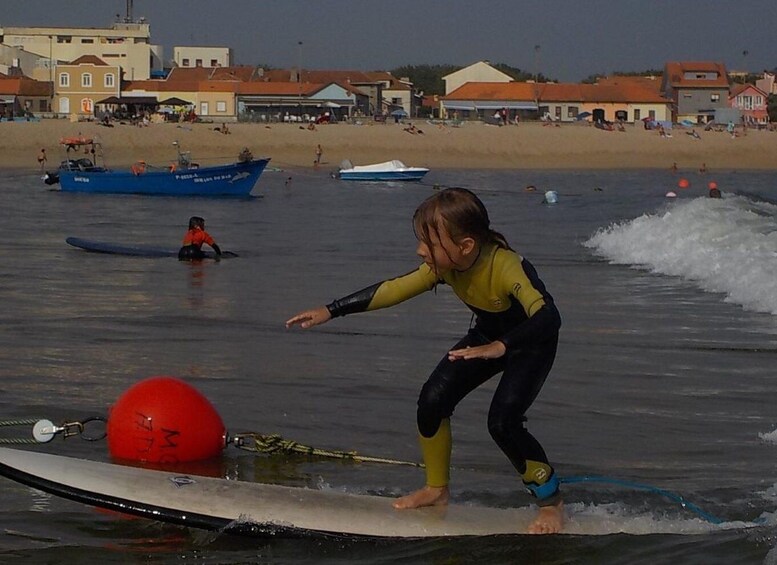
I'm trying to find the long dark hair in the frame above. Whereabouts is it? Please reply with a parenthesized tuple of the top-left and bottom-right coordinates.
(413, 188, 510, 271)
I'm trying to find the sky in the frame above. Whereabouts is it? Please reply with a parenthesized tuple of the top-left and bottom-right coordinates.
(4, 0, 777, 83)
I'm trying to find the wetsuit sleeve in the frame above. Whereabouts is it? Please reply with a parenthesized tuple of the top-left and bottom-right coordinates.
(498, 256, 561, 349)
(211, 243, 222, 255)
(326, 265, 438, 318)
(201, 231, 216, 246)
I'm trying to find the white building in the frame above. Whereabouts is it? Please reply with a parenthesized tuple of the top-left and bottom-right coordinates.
(173, 46, 232, 68)
(0, 22, 164, 81)
(442, 61, 512, 95)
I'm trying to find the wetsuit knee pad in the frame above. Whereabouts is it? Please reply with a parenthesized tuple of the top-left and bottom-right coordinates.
(417, 389, 448, 438)
(487, 411, 527, 445)
(419, 418, 451, 488)
(522, 460, 560, 505)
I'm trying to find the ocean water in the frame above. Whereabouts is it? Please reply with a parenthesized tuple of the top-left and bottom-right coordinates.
(0, 165, 776, 564)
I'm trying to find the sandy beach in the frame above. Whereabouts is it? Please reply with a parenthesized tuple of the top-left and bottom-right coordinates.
(3, 118, 777, 171)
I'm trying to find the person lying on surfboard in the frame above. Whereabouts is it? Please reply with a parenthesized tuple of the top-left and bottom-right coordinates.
(286, 187, 564, 534)
(178, 216, 222, 261)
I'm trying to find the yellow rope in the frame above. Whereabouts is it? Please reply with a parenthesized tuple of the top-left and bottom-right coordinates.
(232, 432, 423, 468)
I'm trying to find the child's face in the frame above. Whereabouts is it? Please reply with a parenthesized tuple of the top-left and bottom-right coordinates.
(416, 224, 472, 275)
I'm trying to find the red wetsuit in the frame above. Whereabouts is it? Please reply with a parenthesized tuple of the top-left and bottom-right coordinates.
(178, 228, 219, 260)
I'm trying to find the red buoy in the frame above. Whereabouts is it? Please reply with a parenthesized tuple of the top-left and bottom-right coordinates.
(107, 376, 226, 463)
(678, 178, 690, 189)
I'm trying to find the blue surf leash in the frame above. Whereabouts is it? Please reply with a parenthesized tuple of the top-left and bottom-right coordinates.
(560, 475, 726, 524)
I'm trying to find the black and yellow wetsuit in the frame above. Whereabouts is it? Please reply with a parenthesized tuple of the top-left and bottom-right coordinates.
(326, 242, 562, 504)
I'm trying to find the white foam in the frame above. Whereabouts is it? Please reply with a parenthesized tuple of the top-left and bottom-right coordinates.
(760, 428, 777, 444)
(564, 502, 751, 535)
(584, 195, 777, 315)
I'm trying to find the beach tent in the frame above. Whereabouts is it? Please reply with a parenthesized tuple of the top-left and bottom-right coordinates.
(159, 97, 192, 106)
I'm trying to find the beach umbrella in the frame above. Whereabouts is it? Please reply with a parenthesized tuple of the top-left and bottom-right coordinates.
(390, 109, 408, 118)
(575, 111, 592, 120)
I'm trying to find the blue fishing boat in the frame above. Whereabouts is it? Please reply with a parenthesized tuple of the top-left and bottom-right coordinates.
(44, 140, 269, 197)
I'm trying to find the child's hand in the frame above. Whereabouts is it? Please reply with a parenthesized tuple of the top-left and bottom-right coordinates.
(448, 341, 506, 361)
(285, 307, 331, 329)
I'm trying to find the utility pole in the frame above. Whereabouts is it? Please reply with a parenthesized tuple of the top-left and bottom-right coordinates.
(534, 44, 541, 83)
(297, 41, 303, 119)
(533, 44, 541, 111)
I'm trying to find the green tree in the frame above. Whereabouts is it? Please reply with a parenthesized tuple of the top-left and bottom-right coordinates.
(768, 94, 777, 123)
(389, 64, 458, 95)
(582, 69, 663, 84)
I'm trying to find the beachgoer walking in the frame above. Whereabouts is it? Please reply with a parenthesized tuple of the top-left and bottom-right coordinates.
(37, 148, 47, 172)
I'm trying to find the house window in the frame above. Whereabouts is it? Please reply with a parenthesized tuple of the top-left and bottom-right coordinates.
(81, 73, 92, 88)
(59, 72, 70, 87)
(710, 93, 720, 102)
(634, 108, 641, 121)
(182, 58, 190, 66)
(104, 73, 115, 88)
(81, 38, 94, 44)
(683, 93, 692, 99)
(216, 101, 227, 112)
(567, 106, 578, 118)
(649, 110, 656, 119)
(555, 106, 562, 119)
(195, 59, 203, 67)
(210, 59, 218, 67)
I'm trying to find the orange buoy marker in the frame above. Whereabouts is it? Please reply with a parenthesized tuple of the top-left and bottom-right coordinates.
(707, 181, 718, 190)
(107, 376, 226, 463)
(678, 178, 690, 189)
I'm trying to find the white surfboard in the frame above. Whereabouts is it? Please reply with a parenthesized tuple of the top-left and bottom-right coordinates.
(0, 447, 721, 538)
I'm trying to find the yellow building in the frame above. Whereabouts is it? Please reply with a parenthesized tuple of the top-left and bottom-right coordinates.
(54, 56, 120, 117)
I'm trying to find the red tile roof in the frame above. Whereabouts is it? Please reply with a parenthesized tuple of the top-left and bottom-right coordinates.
(236, 81, 326, 96)
(69, 55, 109, 66)
(729, 82, 768, 99)
(444, 82, 538, 100)
(663, 61, 729, 88)
(444, 81, 668, 104)
(0, 76, 52, 96)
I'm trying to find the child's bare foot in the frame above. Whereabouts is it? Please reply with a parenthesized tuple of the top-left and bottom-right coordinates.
(392, 485, 449, 509)
(527, 501, 564, 534)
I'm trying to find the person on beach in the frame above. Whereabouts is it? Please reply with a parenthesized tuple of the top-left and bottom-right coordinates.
(314, 144, 323, 166)
(285, 187, 564, 534)
(37, 148, 47, 172)
(178, 216, 221, 261)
